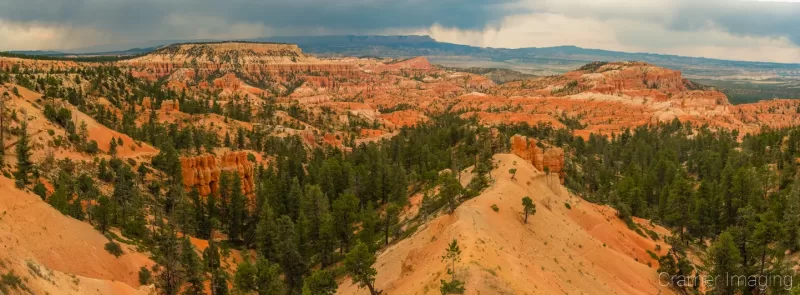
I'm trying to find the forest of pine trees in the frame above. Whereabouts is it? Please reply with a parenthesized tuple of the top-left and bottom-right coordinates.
(2, 62, 799, 294)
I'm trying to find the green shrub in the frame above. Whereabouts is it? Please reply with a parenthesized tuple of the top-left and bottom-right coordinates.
(0, 271, 24, 293)
(33, 181, 47, 200)
(490, 204, 499, 212)
(84, 140, 99, 154)
(564, 202, 571, 209)
(138, 266, 151, 285)
(105, 241, 124, 257)
(646, 250, 659, 260)
(645, 228, 660, 241)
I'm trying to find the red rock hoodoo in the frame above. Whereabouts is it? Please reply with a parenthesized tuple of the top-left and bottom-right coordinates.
(180, 151, 255, 200)
(510, 134, 565, 182)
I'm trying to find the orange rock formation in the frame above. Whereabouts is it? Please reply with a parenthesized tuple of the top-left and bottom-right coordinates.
(510, 134, 565, 182)
(180, 151, 255, 200)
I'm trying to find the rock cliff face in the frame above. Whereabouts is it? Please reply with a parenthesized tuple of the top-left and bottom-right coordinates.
(510, 134, 565, 182)
(119, 42, 360, 83)
(180, 151, 255, 200)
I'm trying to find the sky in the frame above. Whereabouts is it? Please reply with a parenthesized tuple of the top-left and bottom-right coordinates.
(0, 0, 798, 63)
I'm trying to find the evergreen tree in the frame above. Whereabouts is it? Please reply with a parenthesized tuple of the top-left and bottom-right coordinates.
(228, 173, 246, 242)
(302, 269, 337, 295)
(204, 240, 222, 271)
(234, 258, 258, 293)
(382, 203, 400, 245)
(154, 225, 185, 295)
(0, 92, 6, 166)
(204, 240, 228, 295)
(256, 201, 277, 261)
(344, 241, 381, 295)
(666, 175, 693, 242)
(332, 192, 359, 254)
(358, 202, 379, 249)
(14, 114, 32, 188)
(180, 237, 205, 295)
(318, 212, 337, 268)
(522, 196, 536, 224)
(276, 215, 305, 293)
(93, 195, 112, 233)
(255, 258, 286, 295)
(707, 231, 742, 295)
(211, 268, 229, 295)
(109, 137, 118, 157)
(439, 172, 462, 214)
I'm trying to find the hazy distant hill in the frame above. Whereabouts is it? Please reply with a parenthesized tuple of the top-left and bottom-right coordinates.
(8, 35, 800, 79)
(249, 35, 800, 79)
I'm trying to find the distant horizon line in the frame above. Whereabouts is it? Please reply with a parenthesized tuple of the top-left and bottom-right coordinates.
(5, 34, 800, 66)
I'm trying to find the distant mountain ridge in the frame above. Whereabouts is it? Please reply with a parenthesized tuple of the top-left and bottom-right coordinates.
(6, 35, 800, 78)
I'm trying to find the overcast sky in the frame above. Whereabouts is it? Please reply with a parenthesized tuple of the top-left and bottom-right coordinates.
(0, 0, 798, 63)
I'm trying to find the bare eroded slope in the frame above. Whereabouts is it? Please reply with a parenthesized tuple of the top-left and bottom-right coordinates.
(338, 154, 675, 295)
(0, 176, 154, 294)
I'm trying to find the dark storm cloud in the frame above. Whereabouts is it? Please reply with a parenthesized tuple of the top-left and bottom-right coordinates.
(0, 0, 518, 35)
(1, 0, 799, 52)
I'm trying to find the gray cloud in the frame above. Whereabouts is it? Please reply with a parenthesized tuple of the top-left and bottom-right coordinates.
(0, 0, 517, 37)
(667, 0, 800, 44)
(0, 0, 798, 61)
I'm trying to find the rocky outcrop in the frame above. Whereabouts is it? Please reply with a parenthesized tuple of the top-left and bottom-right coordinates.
(180, 151, 255, 200)
(161, 99, 180, 112)
(510, 134, 565, 182)
(142, 97, 179, 112)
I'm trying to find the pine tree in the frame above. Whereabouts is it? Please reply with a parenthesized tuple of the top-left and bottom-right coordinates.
(93, 195, 111, 233)
(666, 175, 693, 242)
(345, 241, 381, 295)
(358, 202, 378, 249)
(276, 215, 305, 293)
(707, 231, 742, 295)
(318, 212, 336, 268)
(439, 172, 462, 214)
(154, 225, 185, 295)
(256, 201, 277, 261)
(255, 258, 286, 295)
(441, 239, 462, 284)
(14, 114, 32, 188)
(332, 192, 359, 254)
(228, 173, 246, 242)
(204, 240, 222, 271)
(211, 268, 229, 295)
(383, 203, 400, 245)
(0, 92, 6, 166)
(180, 237, 205, 295)
(205, 191, 218, 239)
(234, 258, 258, 293)
(302, 269, 337, 295)
(206, 240, 229, 295)
(109, 137, 118, 157)
(783, 175, 800, 251)
(522, 196, 536, 224)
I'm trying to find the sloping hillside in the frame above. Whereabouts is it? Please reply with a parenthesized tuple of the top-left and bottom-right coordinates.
(0, 176, 154, 294)
(338, 154, 674, 295)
